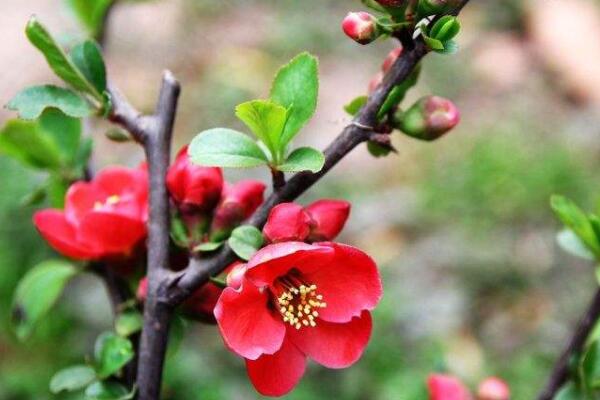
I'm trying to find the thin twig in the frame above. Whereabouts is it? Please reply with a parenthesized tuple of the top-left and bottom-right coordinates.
(537, 288, 600, 400)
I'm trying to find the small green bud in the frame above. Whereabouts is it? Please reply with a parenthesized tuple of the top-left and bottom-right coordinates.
(394, 96, 460, 141)
(105, 128, 132, 142)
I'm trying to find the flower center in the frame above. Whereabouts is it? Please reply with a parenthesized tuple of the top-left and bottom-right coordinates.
(275, 276, 326, 330)
(94, 195, 121, 210)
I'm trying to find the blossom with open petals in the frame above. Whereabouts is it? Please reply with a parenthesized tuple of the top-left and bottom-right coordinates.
(34, 166, 148, 260)
(214, 241, 382, 396)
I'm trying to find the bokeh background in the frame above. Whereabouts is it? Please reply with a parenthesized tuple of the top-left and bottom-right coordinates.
(2, 0, 600, 398)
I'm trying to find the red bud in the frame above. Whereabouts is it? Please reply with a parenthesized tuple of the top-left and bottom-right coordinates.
(305, 199, 351, 241)
(263, 203, 311, 243)
(477, 377, 510, 400)
(368, 72, 384, 94)
(342, 12, 379, 45)
(396, 96, 460, 141)
(427, 374, 472, 400)
(382, 47, 403, 74)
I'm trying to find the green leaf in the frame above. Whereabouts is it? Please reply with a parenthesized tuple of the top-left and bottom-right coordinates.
(235, 100, 288, 160)
(66, 0, 114, 39)
(429, 16, 461, 42)
(39, 108, 82, 162)
(436, 40, 459, 55)
(344, 96, 368, 116)
(94, 332, 134, 379)
(74, 137, 94, 172)
(228, 225, 264, 261)
(557, 229, 595, 261)
(0, 119, 63, 170)
(270, 52, 319, 149)
(555, 382, 584, 400)
(277, 147, 325, 173)
(188, 128, 269, 168)
(377, 65, 421, 119)
(11, 260, 78, 340)
(47, 174, 70, 208)
(85, 381, 134, 400)
(6, 85, 94, 120)
(367, 141, 392, 158)
(50, 365, 96, 394)
(423, 35, 445, 51)
(115, 311, 143, 337)
(581, 340, 600, 392)
(25, 17, 102, 100)
(551, 195, 600, 257)
(193, 241, 224, 252)
(70, 40, 107, 94)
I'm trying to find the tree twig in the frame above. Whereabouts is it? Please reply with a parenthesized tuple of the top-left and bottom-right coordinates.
(537, 288, 600, 400)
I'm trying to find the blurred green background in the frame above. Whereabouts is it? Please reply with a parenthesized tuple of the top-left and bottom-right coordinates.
(3, 0, 600, 398)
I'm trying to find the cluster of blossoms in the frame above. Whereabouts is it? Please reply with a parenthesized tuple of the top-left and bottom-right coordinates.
(33, 146, 383, 396)
(428, 374, 511, 400)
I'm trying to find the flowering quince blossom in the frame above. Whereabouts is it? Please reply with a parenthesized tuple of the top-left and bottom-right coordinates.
(263, 200, 351, 243)
(167, 145, 223, 213)
(33, 165, 148, 260)
(427, 374, 510, 400)
(214, 241, 382, 396)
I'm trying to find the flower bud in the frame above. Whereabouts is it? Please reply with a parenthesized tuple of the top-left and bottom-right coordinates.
(105, 128, 132, 142)
(226, 262, 246, 290)
(381, 47, 403, 74)
(427, 374, 472, 400)
(263, 203, 311, 243)
(137, 277, 148, 301)
(477, 377, 510, 400)
(395, 96, 460, 141)
(342, 12, 380, 45)
(368, 72, 384, 94)
(210, 180, 266, 241)
(167, 146, 224, 214)
(305, 200, 351, 241)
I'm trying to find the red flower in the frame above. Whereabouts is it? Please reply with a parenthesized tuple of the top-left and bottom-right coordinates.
(34, 166, 148, 260)
(210, 180, 266, 240)
(477, 377, 510, 400)
(262, 200, 350, 244)
(167, 146, 223, 213)
(428, 374, 472, 400)
(214, 242, 382, 396)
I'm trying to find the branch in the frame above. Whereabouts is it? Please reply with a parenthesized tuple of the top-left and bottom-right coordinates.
(134, 71, 181, 400)
(537, 288, 600, 400)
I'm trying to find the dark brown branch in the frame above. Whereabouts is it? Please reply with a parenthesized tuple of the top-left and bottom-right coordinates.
(166, 37, 430, 306)
(108, 83, 150, 144)
(134, 71, 181, 400)
(537, 288, 600, 400)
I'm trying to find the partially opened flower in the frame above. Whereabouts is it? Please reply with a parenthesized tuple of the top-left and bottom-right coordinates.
(167, 145, 223, 213)
(305, 200, 350, 241)
(427, 374, 472, 400)
(263, 203, 311, 243)
(34, 165, 148, 260)
(214, 242, 382, 396)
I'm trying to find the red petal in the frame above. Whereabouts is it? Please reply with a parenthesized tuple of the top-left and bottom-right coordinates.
(427, 374, 472, 400)
(305, 199, 350, 241)
(246, 337, 306, 397)
(64, 182, 103, 225)
(95, 166, 147, 198)
(222, 180, 266, 218)
(78, 211, 146, 257)
(245, 242, 334, 287)
(214, 282, 285, 360)
(33, 210, 98, 260)
(304, 243, 382, 323)
(263, 203, 311, 243)
(288, 311, 372, 369)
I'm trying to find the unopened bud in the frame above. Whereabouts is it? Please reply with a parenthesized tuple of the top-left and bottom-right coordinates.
(418, 0, 460, 15)
(381, 47, 403, 74)
(395, 96, 460, 141)
(477, 377, 510, 400)
(342, 12, 379, 45)
(105, 128, 132, 142)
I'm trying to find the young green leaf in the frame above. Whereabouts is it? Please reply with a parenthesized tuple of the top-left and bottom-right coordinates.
(50, 365, 96, 394)
(188, 128, 269, 168)
(235, 100, 288, 160)
(39, 108, 82, 163)
(344, 96, 368, 116)
(66, 0, 114, 39)
(377, 65, 421, 119)
(554, 383, 584, 400)
(228, 225, 264, 261)
(0, 119, 63, 170)
(277, 147, 325, 173)
(270, 52, 319, 149)
(551, 195, 600, 257)
(429, 16, 461, 42)
(70, 40, 107, 94)
(423, 35, 445, 51)
(580, 340, 600, 394)
(6, 85, 95, 120)
(11, 260, 78, 340)
(114, 311, 143, 337)
(193, 241, 224, 253)
(556, 229, 595, 261)
(367, 141, 392, 158)
(94, 332, 134, 379)
(85, 381, 134, 400)
(25, 17, 102, 100)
